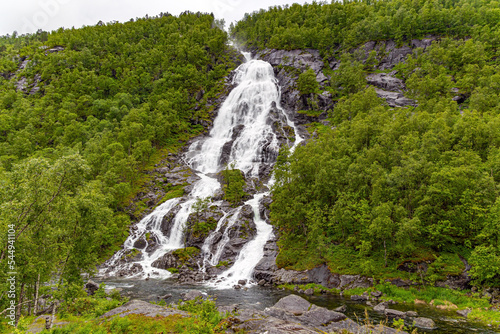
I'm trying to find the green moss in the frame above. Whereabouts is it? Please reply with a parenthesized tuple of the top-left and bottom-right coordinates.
(216, 260, 229, 268)
(156, 184, 185, 206)
(469, 309, 500, 327)
(304, 122, 330, 136)
(192, 216, 218, 238)
(221, 165, 248, 206)
(167, 267, 179, 274)
(172, 247, 200, 264)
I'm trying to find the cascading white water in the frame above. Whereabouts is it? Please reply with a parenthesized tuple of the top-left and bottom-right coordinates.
(211, 193, 273, 288)
(102, 55, 303, 286)
(185, 59, 282, 176)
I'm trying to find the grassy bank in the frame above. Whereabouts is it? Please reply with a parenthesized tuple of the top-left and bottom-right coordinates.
(1, 286, 235, 334)
(278, 282, 500, 328)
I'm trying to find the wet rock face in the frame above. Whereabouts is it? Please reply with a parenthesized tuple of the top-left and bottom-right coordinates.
(151, 251, 182, 270)
(185, 205, 225, 249)
(253, 239, 279, 281)
(257, 48, 334, 122)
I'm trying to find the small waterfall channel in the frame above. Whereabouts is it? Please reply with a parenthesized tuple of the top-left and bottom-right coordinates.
(101, 53, 303, 288)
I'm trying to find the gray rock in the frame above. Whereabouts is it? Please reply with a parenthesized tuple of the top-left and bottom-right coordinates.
(405, 311, 418, 317)
(271, 294, 312, 316)
(100, 299, 188, 319)
(182, 290, 203, 301)
(375, 88, 417, 107)
(238, 279, 247, 286)
(351, 294, 369, 301)
(413, 317, 437, 329)
(304, 288, 314, 295)
(297, 306, 347, 326)
(367, 73, 405, 92)
(334, 305, 347, 313)
(373, 302, 388, 312)
(84, 280, 99, 296)
(325, 318, 362, 333)
(233, 285, 241, 290)
(371, 290, 383, 298)
(384, 308, 406, 319)
(258, 279, 266, 286)
(456, 309, 471, 318)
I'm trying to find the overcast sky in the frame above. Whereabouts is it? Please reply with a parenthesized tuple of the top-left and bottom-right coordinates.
(0, 0, 312, 36)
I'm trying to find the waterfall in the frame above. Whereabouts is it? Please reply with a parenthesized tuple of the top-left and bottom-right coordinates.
(101, 55, 303, 286)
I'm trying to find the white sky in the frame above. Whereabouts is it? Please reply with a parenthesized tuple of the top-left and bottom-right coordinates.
(1, 0, 312, 36)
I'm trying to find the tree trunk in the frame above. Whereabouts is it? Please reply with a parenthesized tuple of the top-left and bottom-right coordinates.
(384, 240, 387, 268)
(34, 273, 40, 315)
(49, 301, 58, 330)
(27, 284, 32, 316)
(15, 282, 25, 326)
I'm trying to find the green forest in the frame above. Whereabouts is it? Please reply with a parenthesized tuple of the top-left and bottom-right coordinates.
(0, 12, 240, 314)
(1, 0, 500, 331)
(230, 0, 500, 286)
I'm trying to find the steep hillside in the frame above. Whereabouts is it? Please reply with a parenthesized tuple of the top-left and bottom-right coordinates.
(0, 12, 241, 308)
(232, 0, 500, 289)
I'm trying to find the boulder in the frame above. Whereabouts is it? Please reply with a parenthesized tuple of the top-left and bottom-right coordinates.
(351, 294, 369, 301)
(84, 280, 99, 296)
(270, 294, 312, 316)
(413, 317, 437, 330)
(373, 302, 388, 312)
(182, 290, 203, 301)
(405, 311, 418, 317)
(334, 305, 347, 313)
(384, 309, 406, 319)
(238, 279, 247, 286)
(374, 88, 416, 108)
(297, 306, 347, 326)
(456, 309, 471, 318)
(304, 288, 314, 295)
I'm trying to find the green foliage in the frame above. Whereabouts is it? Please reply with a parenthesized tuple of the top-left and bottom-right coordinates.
(172, 247, 200, 265)
(271, 31, 500, 284)
(57, 284, 128, 319)
(231, 0, 500, 53)
(297, 68, 319, 96)
(0, 12, 238, 313)
(177, 298, 226, 331)
(221, 164, 248, 206)
(330, 54, 366, 98)
(216, 260, 230, 268)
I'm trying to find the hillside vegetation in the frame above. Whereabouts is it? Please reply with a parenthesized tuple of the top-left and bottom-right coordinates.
(0, 12, 239, 314)
(232, 0, 500, 286)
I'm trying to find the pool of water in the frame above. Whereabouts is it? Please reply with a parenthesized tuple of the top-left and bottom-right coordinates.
(94, 277, 499, 333)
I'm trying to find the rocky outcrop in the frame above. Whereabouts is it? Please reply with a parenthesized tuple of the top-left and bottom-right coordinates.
(253, 239, 279, 282)
(269, 264, 374, 290)
(254, 38, 440, 131)
(374, 88, 416, 108)
(228, 294, 407, 334)
(255, 49, 331, 143)
(99, 299, 188, 319)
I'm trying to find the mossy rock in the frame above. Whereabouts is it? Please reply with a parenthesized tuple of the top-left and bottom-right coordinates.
(172, 247, 200, 264)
